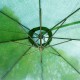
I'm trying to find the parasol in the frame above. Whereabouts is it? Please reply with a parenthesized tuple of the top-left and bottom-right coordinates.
(0, 0, 80, 80)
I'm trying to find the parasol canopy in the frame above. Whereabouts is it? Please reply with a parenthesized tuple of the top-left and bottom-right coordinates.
(0, 0, 80, 80)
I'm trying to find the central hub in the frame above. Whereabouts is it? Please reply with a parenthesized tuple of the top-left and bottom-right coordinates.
(38, 34, 44, 39)
(28, 27, 52, 47)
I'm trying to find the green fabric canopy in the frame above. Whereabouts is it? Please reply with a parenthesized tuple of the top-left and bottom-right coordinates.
(0, 0, 80, 80)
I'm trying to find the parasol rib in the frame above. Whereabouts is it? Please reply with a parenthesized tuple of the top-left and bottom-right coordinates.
(0, 38, 28, 44)
(51, 47, 80, 75)
(12, 38, 39, 47)
(49, 40, 72, 47)
(40, 52, 44, 80)
(43, 19, 66, 47)
(39, 0, 42, 48)
(48, 46, 60, 56)
(11, 38, 39, 47)
(43, 7, 80, 47)
(50, 8, 80, 31)
(0, 11, 39, 47)
(52, 19, 66, 36)
(0, 11, 30, 31)
(51, 20, 80, 31)
(52, 37, 80, 41)
(1, 47, 32, 80)
(12, 41, 32, 46)
(39, 0, 43, 79)
(0, 29, 27, 34)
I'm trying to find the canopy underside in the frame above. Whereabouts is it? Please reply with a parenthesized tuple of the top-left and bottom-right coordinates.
(0, 0, 80, 80)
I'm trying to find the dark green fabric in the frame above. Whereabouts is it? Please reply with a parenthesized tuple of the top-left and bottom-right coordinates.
(0, 7, 27, 43)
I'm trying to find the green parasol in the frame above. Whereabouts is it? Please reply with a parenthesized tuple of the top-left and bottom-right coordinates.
(0, 0, 80, 80)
